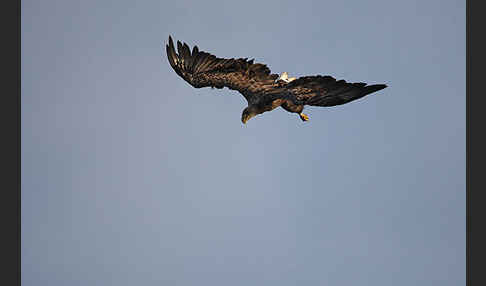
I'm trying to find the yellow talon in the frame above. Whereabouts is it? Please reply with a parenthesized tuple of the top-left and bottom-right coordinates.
(299, 113, 309, 121)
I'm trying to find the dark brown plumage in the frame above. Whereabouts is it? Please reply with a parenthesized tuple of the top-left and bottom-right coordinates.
(166, 36, 387, 124)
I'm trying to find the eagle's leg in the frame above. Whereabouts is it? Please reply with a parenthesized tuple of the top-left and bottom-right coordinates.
(280, 101, 308, 122)
(299, 113, 309, 121)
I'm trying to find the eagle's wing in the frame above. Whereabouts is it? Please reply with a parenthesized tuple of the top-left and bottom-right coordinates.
(285, 75, 387, 107)
(166, 36, 279, 104)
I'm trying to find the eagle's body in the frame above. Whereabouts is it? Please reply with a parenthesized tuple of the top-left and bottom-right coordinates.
(166, 36, 387, 124)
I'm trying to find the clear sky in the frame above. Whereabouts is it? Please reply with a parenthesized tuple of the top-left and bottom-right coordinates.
(22, 0, 465, 285)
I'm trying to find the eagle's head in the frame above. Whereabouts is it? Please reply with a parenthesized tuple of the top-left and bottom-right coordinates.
(241, 106, 259, 124)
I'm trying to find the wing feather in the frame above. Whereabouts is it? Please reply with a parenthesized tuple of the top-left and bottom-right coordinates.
(191, 45, 199, 56)
(166, 36, 278, 103)
(176, 41, 184, 59)
(181, 43, 192, 70)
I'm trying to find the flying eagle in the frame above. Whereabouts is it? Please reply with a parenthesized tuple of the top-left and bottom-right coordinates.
(166, 36, 387, 124)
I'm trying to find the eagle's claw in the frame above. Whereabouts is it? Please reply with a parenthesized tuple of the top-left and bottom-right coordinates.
(299, 113, 309, 122)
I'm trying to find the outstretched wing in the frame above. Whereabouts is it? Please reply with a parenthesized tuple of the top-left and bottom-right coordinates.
(166, 36, 279, 104)
(285, 75, 387, 107)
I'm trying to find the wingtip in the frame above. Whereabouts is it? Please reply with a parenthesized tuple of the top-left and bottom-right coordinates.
(366, 84, 388, 95)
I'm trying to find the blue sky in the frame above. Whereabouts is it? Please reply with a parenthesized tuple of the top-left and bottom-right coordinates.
(22, 0, 465, 285)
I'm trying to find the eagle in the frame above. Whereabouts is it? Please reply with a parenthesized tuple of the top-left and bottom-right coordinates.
(166, 36, 387, 124)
